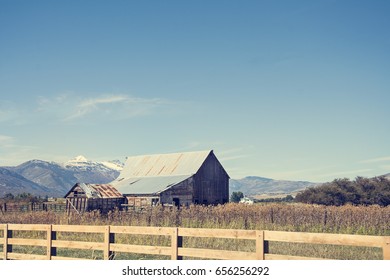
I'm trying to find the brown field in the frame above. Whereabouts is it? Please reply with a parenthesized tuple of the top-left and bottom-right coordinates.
(1, 203, 389, 260)
(1, 203, 389, 235)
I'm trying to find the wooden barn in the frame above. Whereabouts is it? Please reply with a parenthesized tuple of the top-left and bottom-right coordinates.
(64, 183, 124, 214)
(111, 150, 229, 207)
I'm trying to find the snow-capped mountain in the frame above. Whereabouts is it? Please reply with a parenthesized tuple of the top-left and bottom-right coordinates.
(2, 156, 123, 197)
(64, 155, 123, 171)
(63, 155, 122, 184)
(101, 160, 124, 171)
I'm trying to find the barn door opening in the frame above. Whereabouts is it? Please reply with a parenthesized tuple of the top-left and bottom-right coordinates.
(173, 198, 180, 208)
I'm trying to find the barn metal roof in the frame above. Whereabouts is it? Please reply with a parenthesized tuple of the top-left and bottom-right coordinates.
(90, 184, 123, 198)
(117, 150, 212, 178)
(76, 183, 123, 198)
(111, 150, 213, 195)
(114, 175, 192, 195)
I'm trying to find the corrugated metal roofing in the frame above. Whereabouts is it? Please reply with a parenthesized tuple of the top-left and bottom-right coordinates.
(90, 184, 123, 198)
(116, 150, 212, 178)
(111, 150, 213, 195)
(114, 175, 191, 195)
(78, 183, 123, 198)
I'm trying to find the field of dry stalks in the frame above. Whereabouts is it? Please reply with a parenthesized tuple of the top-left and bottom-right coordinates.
(1, 203, 390, 235)
(1, 203, 389, 260)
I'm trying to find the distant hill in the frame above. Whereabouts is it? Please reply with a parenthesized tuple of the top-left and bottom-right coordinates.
(229, 176, 318, 197)
(0, 167, 56, 197)
(2, 156, 122, 197)
(7, 160, 80, 197)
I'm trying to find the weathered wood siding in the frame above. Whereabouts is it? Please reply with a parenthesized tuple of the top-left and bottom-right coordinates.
(66, 185, 86, 198)
(192, 152, 229, 205)
(87, 198, 124, 213)
(125, 195, 159, 208)
(160, 177, 194, 206)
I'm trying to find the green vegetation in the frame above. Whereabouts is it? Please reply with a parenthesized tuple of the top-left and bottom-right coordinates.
(230, 191, 244, 203)
(255, 195, 294, 203)
(1, 192, 47, 203)
(295, 176, 390, 206)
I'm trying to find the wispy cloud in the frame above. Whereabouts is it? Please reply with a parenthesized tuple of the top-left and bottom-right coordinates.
(218, 147, 252, 162)
(35, 93, 167, 122)
(220, 154, 249, 162)
(218, 147, 244, 156)
(0, 135, 14, 144)
(359, 156, 390, 164)
(0, 135, 39, 166)
(0, 135, 15, 155)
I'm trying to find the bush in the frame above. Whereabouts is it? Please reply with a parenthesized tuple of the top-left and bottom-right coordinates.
(295, 176, 390, 206)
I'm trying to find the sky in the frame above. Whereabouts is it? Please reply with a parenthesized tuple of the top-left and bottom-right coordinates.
(0, 0, 389, 182)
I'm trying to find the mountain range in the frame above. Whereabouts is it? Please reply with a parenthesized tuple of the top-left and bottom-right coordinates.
(229, 176, 318, 197)
(1, 156, 388, 199)
(1, 156, 122, 197)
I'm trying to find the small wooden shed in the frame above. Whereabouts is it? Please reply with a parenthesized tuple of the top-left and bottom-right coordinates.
(64, 183, 124, 214)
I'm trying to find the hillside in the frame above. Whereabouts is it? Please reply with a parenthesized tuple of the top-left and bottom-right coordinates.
(0, 167, 57, 197)
(2, 156, 121, 197)
(7, 160, 79, 197)
(229, 176, 318, 197)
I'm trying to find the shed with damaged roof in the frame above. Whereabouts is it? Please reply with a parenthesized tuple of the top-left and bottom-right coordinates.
(111, 150, 229, 207)
(64, 183, 124, 214)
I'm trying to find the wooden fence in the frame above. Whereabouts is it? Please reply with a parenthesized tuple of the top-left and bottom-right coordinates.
(0, 224, 389, 260)
(0, 202, 66, 213)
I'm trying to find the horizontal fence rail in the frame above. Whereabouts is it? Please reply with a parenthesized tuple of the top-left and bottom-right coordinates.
(0, 224, 389, 260)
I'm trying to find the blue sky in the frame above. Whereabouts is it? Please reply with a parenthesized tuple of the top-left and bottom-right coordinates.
(0, 0, 389, 182)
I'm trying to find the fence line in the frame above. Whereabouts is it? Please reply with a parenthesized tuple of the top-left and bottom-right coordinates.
(1, 224, 389, 260)
(0, 202, 66, 213)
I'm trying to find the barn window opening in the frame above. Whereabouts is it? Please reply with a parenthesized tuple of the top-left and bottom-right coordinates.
(151, 198, 159, 206)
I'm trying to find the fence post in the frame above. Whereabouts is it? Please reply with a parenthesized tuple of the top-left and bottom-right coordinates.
(104, 226, 115, 260)
(46, 225, 57, 260)
(4, 224, 11, 260)
(2, 224, 7, 260)
(256, 230, 265, 260)
(46, 225, 51, 259)
(171, 227, 182, 260)
(51, 225, 57, 259)
(383, 237, 390, 260)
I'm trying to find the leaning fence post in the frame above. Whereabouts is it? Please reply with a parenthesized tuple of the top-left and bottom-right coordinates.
(383, 237, 390, 260)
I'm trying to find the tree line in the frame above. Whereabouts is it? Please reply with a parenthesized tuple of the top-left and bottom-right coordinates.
(0, 193, 47, 203)
(295, 176, 390, 206)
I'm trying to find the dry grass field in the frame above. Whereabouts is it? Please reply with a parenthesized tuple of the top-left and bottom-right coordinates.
(1, 203, 389, 259)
